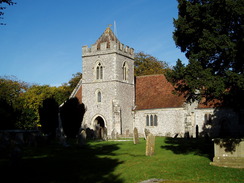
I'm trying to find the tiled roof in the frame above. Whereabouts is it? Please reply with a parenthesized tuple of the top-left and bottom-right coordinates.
(198, 98, 222, 109)
(74, 84, 82, 104)
(75, 85, 82, 104)
(95, 27, 119, 49)
(135, 74, 185, 110)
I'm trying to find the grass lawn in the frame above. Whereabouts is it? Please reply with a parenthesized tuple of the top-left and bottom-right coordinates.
(0, 137, 243, 183)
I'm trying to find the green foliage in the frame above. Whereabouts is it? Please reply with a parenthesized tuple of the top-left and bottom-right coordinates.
(0, 76, 27, 129)
(0, 76, 28, 105)
(21, 85, 55, 126)
(61, 72, 82, 95)
(60, 97, 85, 139)
(0, 99, 18, 129)
(169, 0, 244, 108)
(167, 59, 226, 103)
(67, 72, 82, 90)
(134, 52, 170, 76)
(39, 98, 59, 138)
(0, 73, 82, 129)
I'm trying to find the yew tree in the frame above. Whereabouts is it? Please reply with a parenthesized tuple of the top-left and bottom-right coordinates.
(167, 0, 244, 108)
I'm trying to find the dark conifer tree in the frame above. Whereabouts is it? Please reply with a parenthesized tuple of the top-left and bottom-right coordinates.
(167, 0, 244, 109)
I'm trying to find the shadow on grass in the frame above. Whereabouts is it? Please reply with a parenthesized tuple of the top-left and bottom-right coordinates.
(161, 137, 214, 160)
(0, 143, 124, 183)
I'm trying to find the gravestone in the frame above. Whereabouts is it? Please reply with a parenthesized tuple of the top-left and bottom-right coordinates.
(144, 128, 150, 139)
(78, 130, 86, 146)
(111, 129, 119, 140)
(133, 127, 139, 144)
(103, 127, 108, 141)
(15, 133, 24, 145)
(95, 125, 101, 139)
(111, 129, 117, 140)
(126, 129, 130, 137)
(211, 139, 244, 168)
(86, 128, 94, 139)
(100, 128, 104, 140)
(145, 133, 155, 156)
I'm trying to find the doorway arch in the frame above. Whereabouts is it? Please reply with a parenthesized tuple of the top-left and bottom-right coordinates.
(93, 115, 106, 139)
(94, 116, 105, 128)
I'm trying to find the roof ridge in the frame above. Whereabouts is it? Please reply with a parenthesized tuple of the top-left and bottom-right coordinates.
(136, 74, 165, 78)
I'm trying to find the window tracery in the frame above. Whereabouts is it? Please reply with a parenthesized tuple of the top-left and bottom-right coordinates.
(96, 62, 103, 80)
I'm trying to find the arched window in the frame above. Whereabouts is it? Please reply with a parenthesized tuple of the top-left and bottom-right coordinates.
(96, 66, 99, 80)
(96, 63, 103, 80)
(154, 115, 158, 126)
(100, 66, 103, 79)
(146, 115, 149, 126)
(146, 114, 158, 126)
(150, 115, 153, 126)
(97, 91, 101, 103)
(122, 62, 128, 81)
(205, 113, 212, 124)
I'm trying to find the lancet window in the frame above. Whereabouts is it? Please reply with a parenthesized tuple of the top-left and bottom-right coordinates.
(96, 63, 103, 80)
(122, 62, 128, 81)
(146, 114, 158, 126)
(97, 91, 101, 103)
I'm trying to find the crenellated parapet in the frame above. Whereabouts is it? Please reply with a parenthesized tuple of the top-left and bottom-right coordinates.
(82, 41, 134, 58)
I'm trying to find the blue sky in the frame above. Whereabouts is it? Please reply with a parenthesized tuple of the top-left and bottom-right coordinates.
(0, 0, 187, 86)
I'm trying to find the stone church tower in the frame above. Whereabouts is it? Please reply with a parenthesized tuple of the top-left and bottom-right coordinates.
(81, 27, 135, 137)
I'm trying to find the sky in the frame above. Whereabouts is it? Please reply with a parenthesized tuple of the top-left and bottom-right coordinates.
(0, 0, 187, 86)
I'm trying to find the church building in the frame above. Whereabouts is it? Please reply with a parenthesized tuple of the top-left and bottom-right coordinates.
(71, 27, 243, 138)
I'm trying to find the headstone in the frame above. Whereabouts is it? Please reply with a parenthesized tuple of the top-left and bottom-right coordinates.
(111, 129, 117, 140)
(144, 128, 150, 139)
(126, 129, 130, 137)
(27, 133, 37, 146)
(15, 133, 24, 145)
(81, 130, 87, 140)
(100, 128, 104, 140)
(85, 128, 93, 139)
(95, 125, 101, 139)
(145, 133, 155, 156)
(78, 130, 86, 146)
(103, 127, 108, 141)
(133, 127, 139, 144)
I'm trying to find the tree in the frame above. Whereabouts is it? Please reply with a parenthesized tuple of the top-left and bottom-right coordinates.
(0, 99, 17, 129)
(0, 0, 16, 25)
(0, 76, 28, 105)
(0, 73, 82, 130)
(0, 76, 27, 129)
(39, 98, 59, 139)
(134, 52, 170, 76)
(67, 72, 82, 90)
(168, 0, 244, 108)
(61, 72, 82, 97)
(60, 97, 85, 139)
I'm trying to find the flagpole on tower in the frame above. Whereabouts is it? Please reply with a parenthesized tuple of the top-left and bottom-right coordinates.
(114, 20, 118, 38)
